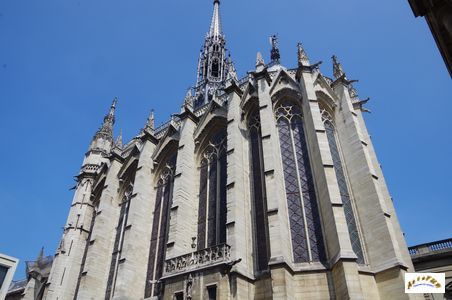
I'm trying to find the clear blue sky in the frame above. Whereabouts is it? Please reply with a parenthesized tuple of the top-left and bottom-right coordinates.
(0, 0, 450, 280)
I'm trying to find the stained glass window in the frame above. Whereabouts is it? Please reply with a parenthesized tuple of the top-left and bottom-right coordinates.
(248, 109, 270, 272)
(320, 108, 364, 264)
(145, 155, 177, 298)
(197, 131, 227, 250)
(275, 100, 326, 263)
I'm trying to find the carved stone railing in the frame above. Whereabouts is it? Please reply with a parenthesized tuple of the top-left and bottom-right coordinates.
(194, 102, 210, 117)
(154, 115, 181, 139)
(163, 244, 231, 277)
(80, 164, 99, 174)
(409, 238, 452, 256)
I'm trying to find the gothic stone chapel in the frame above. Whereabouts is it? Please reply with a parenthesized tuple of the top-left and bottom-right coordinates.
(41, 1, 417, 299)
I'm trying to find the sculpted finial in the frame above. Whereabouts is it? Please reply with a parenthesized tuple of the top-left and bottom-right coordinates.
(114, 129, 123, 149)
(332, 55, 345, 79)
(256, 52, 265, 67)
(297, 42, 310, 66)
(145, 110, 155, 133)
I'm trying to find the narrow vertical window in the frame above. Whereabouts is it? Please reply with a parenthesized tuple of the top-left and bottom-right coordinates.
(247, 109, 270, 272)
(145, 155, 177, 298)
(197, 131, 227, 249)
(105, 183, 133, 299)
(207, 285, 217, 300)
(275, 100, 325, 263)
(321, 108, 364, 264)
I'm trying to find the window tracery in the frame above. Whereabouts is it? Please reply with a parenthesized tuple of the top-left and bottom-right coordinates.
(275, 100, 325, 263)
(197, 131, 227, 250)
(320, 107, 364, 264)
(145, 156, 177, 298)
(247, 109, 270, 272)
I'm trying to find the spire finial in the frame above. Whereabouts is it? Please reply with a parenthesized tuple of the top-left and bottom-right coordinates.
(270, 35, 281, 62)
(256, 52, 265, 67)
(297, 42, 310, 66)
(332, 55, 345, 79)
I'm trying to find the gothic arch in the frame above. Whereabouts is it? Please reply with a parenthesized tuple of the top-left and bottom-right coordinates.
(316, 91, 336, 115)
(194, 102, 227, 160)
(273, 99, 326, 263)
(269, 69, 302, 98)
(317, 101, 365, 264)
(245, 106, 271, 272)
(195, 118, 228, 250)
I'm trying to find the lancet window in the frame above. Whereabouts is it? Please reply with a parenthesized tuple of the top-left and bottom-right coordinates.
(320, 107, 364, 264)
(105, 181, 134, 299)
(275, 100, 326, 263)
(197, 131, 227, 250)
(145, 155, 177, 298)
(247, 109, 270, 272)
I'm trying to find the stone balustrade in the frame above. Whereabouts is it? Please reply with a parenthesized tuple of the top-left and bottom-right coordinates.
(408, 238, 452, 256)
(163, 244, 231, 276)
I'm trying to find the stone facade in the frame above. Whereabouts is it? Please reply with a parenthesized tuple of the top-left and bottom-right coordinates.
(24, 1, 420, 299)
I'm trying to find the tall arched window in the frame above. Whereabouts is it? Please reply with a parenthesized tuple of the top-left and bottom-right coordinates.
(197, 131, 227, 249)
(106, 181, 134, 299)
(275, 100, 325, 263)
(320, 107, 364, 264)
(248, 109, 270, 272)
(145, 155, 177, 298)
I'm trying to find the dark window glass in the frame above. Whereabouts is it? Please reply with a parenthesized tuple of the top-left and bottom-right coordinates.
(0, 265, 9, 289)
(174, 292, 184, 300)
(275, 101, 326, 263)
(207, 285, 217, 300)
(248, 109, 270, 272)
(211, 59, 220, 78)
(197, 131, 227, 249)
(324, 118, 364, 264)
(145, 155, 178, 298)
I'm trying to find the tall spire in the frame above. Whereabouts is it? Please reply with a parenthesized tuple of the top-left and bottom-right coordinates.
(193, 0, 230, 108)
(209, 0, 222, 37)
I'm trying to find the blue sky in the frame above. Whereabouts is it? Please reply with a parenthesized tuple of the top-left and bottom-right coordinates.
(0, 0, 450, 280)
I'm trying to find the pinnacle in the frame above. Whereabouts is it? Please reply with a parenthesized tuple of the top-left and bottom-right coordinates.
(332, 55, 345, 79)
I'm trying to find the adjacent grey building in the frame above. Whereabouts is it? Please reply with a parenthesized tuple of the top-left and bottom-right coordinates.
(409, 238, 452, 299)
(13, 1, 420, 299)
